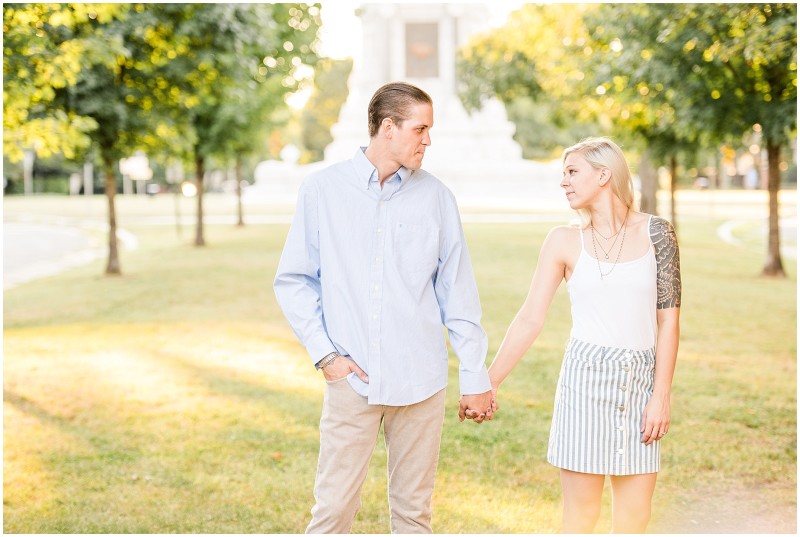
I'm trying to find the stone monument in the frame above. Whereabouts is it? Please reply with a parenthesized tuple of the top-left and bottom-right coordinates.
(325, 3, 522, 166)
(248, 2, 563, 209)
(324, 2, 562, 207)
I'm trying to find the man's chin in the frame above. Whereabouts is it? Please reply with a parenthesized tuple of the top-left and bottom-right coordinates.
(407, 156, 425, 169)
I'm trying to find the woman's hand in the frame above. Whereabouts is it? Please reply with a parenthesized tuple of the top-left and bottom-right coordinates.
(490, 384, 499, 413)
(640, 392, 670, 445)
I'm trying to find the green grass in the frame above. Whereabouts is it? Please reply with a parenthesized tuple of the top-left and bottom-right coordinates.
(3, 196, 796, 533)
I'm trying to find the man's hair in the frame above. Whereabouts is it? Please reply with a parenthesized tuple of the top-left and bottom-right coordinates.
(367, 82, 432, 138)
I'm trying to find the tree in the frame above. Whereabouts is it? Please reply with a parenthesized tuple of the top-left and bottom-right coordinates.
(578, 4, 703, 226)
(148, 3, 321, 246)
(588, 3, 797, 276)
(458, 3, 797, 263)
(300, 57, 352, 163)
(5, 2, 323, 277)
(2, 3, 160, 275)
(457, 4, 697, 218)
(210, 75, 291, 226)
(456, 4, 600, 159)
(2, 3, 116, 163)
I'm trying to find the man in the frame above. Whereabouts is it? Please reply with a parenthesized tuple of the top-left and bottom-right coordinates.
(274, 81, 493, 534)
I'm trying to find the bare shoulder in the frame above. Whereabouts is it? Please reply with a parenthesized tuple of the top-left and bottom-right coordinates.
(626, 211, 651, 231)
(542, 224, 582, 263)
(545, 224, 582, 243)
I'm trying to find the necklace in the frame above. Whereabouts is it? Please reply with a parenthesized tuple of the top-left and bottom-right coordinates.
(592, 224, 623, 241)
(590, 209, 629, 259)
(592, 226, 622, 260)
(589, 209, 629, 279)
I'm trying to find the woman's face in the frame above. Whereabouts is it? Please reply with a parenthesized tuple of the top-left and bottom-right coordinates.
(561, 152, 606, 210)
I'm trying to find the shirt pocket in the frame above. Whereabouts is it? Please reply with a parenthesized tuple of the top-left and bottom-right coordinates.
(392, 222, 439, 278)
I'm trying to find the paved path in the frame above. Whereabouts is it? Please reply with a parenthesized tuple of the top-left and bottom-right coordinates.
(3, 217, 137, 290)
(4, 221, 102, 289)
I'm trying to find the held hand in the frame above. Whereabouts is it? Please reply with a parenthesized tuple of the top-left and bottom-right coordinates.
(640, 393, 670, 445)
(490, 385, 499, 413)
(458, 390, 494, 424)
(322, 355, 369, 383)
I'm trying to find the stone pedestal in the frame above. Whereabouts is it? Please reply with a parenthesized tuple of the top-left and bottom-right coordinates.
(247, 2, 565, 210)
(324, 3, 524, 168)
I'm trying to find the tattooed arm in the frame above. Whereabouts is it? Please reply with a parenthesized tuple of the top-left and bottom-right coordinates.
(651, 217, 682, 309)
(641, 217, 682, 445)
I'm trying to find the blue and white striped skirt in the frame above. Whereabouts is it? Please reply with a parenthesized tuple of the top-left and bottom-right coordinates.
(547, 338, 660, 475)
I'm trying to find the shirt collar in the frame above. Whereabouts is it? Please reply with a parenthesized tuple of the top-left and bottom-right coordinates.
(353, 147, 413, 189)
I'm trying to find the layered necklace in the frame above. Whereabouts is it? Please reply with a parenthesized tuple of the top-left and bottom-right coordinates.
(589, 209, 629, 280)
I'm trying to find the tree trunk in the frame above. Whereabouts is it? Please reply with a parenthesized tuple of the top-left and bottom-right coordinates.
(235, 152, 244, 227)
(103, 153, 121, 275)
(638, 149, 658, 214)
(195, 153, 206, 246)
(669, 154, 678, 234)
(762, 141, 785, 277)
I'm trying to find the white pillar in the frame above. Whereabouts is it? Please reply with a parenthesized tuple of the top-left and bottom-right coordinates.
(389, 10, 404, 81)
(439, 11, 455, 105)
(23, 149, 34, 195)
(123, 175, 133, 195)
(83, 162, 94, 195)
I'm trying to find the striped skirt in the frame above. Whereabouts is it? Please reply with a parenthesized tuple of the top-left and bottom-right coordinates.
(547, 338, 660, 475)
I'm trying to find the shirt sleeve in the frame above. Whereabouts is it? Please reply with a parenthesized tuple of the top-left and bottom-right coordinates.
(273, 179, 337, 365)
(433, 192, 491, 395)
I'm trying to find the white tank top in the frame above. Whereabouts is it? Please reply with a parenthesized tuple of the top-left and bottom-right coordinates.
(567, 215, 657, 351)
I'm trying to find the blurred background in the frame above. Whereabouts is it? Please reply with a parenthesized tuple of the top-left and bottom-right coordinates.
(3, 2, 797, 534)
(3, 2, 796, 280)
(4, 3, 796, 272)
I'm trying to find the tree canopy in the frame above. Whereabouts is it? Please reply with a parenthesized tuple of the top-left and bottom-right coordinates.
(3, 2, 323, 269)
(458, 3, 796, 275)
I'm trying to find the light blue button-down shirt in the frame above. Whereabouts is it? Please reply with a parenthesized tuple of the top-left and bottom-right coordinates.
(274, 148, 491, 406)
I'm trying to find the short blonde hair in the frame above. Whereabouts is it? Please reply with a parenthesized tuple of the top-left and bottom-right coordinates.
(562, 137, 635, 226)
(367, 82, 432, 138)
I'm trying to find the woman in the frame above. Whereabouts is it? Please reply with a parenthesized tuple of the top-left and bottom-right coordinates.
(487, 137, 681, 533)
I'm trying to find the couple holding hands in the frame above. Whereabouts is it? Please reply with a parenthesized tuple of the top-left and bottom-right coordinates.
(274, 82, 681, 534)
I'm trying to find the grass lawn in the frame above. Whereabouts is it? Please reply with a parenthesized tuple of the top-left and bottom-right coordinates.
(3, 194, 796, 533)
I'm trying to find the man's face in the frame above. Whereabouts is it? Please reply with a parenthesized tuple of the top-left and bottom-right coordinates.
(389, 102, 433, 170)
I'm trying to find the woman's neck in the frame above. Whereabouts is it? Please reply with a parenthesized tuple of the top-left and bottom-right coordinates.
(588, 200, 630, 235)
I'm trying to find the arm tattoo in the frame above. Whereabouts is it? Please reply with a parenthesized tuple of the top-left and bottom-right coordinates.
(650, 217, 682, 309)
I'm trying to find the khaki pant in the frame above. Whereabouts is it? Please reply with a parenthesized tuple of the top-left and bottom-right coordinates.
(306, 378, 446, 534)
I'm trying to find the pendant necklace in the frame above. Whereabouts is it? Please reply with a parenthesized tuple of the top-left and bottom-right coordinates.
(590, 209, 629, 279)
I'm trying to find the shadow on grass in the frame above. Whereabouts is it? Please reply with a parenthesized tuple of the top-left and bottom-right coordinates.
(3, 345, 326, 533)
(151, 347, 324, 425)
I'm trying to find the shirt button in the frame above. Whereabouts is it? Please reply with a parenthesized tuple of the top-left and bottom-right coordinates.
(374, 285, 380, 291)
(620, 386, 627, 392)
(618, 405, 625, 411)
(617, 449, 624, 455)
(377, 228, 383, 233)
(623, 365, 630, 371)
(624, 352, 632, 358)
(617, 425, 624, 431)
